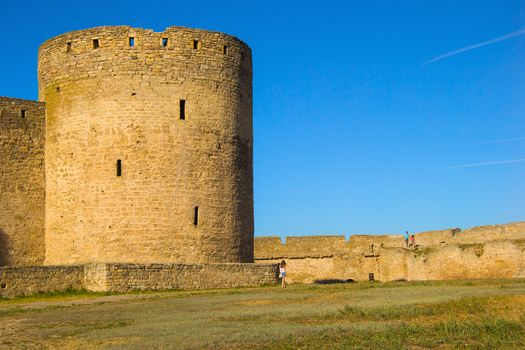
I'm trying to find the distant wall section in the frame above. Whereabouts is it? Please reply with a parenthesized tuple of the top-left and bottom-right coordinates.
(254, 222, 525, 283)
(0, 97, 45, 266)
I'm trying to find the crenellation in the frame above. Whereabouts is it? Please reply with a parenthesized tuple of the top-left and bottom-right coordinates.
(255, 222, 525, 283)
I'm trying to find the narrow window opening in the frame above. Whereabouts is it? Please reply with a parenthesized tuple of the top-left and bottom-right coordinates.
(193, 206, 199, 226)
(20, 110, 26, 118)
(66, 42, 72, 53)
(179, 99, 186, 120)
(368, 273, 375, 282)
(129, 37, 135, 47)
(162, 38, 168, 47)
(56, 87, 60, 93)
(193, 40, 199, 49)
(93, 39, 99, 49)
(0, 283, 6, 289)
(116, 159, 122, 177)
(223, 45, 228, 54)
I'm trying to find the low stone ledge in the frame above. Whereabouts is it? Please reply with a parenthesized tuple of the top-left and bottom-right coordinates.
(99, 263, 279, 292)
(0, 265, 84, 298)
(0, 263, 279, 298)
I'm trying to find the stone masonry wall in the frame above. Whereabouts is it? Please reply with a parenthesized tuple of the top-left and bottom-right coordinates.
(0, 97, 46, 266)
(254, 222, 525, 283)
(38, 26, 253, 265)
(0, 263, 278, 298)
(0, 265, 84, 297)
(85, 263, 279, 292)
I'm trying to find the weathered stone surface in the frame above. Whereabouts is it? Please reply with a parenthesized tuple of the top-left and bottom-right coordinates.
(0, 263, 278, 297)
(255, 222, 525, 283)
(86, 263, 279, 292)
(0, 265, 84, 297)
(0, 97, 46, 266)
(37, 25, 252, 265)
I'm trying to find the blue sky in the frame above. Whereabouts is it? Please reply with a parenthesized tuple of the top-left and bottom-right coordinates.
(1, 1, 524, 237)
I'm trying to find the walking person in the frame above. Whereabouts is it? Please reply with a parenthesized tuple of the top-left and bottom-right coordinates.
(279, 260, 287, 288)
(409, 234, 416, 247)
(403, 231, 409, 247)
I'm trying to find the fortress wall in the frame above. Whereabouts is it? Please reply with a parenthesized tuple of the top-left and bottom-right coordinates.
(0, 263, 278, 297)
(406, 239, 525, 281)
(254, 222, 525, 283)
(347, 234, 401, 252)
(454, 223, 525, 243)
(255, 236, 346, 260)
(342, 223, 525, 252)
(38, 26, 253, 265)
(0, 97, 46, 266)
(259, 257, 357, 284)
(253, 237, 284, 258)
(347, 230, 458, 251)
(343, 247, 409, 282)
(85, 263, 278, 292)
(0, 265, 84, 297)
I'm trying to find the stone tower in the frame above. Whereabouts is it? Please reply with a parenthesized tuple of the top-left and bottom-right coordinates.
(38, 26, 253, 265)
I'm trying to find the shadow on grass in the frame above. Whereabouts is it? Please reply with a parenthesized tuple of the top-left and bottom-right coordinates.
(313, 279, 355, 284)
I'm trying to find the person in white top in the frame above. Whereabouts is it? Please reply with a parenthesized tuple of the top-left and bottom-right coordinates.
(279, 260, 287, 288)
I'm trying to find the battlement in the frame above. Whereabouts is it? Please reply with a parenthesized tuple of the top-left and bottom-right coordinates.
(38, 26, 252, 102)
(39, 25, 250, 53)
(255, 235, 347, 259)
(254, 222, 525, 284)
(255, 222, 525, 260)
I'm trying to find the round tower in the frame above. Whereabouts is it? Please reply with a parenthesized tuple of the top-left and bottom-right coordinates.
(38, 26, 253, 265)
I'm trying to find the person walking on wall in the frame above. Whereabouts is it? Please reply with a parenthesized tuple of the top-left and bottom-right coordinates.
(409, 234, 416, 247)
(403, 231, 409, 247)
(279, 260, 287, 288)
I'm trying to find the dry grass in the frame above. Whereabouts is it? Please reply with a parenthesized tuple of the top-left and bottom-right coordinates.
(1, 279, 525, 349)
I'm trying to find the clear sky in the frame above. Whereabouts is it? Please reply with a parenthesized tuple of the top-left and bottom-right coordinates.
(1, 1, 524, 237)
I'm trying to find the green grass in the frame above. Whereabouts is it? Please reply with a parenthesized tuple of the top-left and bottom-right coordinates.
(0, 287, 115, 304)
(337, 295, 491, 320)
(270, 318, 524, 350)
(1, 279, 525, 349)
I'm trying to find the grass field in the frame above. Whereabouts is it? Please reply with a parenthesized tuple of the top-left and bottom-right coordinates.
(1, 279, 525, 349)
